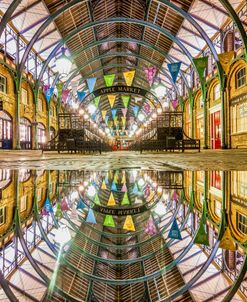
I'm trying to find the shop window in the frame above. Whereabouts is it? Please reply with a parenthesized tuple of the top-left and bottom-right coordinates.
(20, 195, 27, 212)
(211, 171, 221, 190)
(231, 103, 247, 134)
(235, 67, 246, 89)
(214, 200, 222, 217)
(37, 123, 46, 145)
(21, 88, 28, 105)
(231, 171, 247, 198)
(0, 169, 11, 189)
(0, 75, 7, 94)
(38, 99, 43, 112)
(0, 206, 6, 225)
(199, 95, 204, 108)
(0, 111, 12, 149)
(20, 118, 31, 143)
(237, 212, 247, 235)
(213, 84, 220, 101)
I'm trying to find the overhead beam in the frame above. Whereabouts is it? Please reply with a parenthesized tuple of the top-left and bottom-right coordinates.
(190, 13, 220, 31)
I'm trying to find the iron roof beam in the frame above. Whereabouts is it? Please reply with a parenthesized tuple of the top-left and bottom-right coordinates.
(190, 13, 220, 31)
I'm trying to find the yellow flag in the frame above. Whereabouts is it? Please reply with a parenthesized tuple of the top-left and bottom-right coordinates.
(123, 215, 135, 231)
(218, 51, 235, 75)
(123, 70, 135, 86)
(101, 110, 107, 119)
(101, 180, 107, 190)
(121, 172, 126, 184)
(121, 116, 126, 125)
(219, 227, 236, 251)
(107, 192, 116, 206)
(108, 95, 116, 108)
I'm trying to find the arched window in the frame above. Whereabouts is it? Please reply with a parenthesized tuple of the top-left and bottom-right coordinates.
(213, 83, 220, 101)
(0, 169, 11, 190)
(37, 123, 46, 147)
(235, 67, 246, 89)
(236, 212, 247, 235)
(0, 111, 12, 149)
(20, 118, 32, 149)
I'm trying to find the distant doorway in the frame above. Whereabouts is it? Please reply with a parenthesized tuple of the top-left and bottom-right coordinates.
(0, 111, 12, 149)
(211, 110, 221, 149)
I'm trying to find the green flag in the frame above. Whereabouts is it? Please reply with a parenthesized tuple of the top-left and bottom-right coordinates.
(121, 192, 130, 205)
(194, 221, 209, 245)
(56, 83, 64, 99)
(55, 203, 63, 219)
(94, 96, 101, 108)
(104, 74, 115, 87)
(94, 193, 101, 205)
(193, 57, 208, 82)
(103, 215, 115, 227)
(121, 95, 130, 108)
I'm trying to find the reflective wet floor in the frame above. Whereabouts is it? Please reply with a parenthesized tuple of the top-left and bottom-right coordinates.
(0, 165, 246, 302)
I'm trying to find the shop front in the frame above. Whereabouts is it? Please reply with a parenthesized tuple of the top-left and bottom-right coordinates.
(210, 105, 221, 149)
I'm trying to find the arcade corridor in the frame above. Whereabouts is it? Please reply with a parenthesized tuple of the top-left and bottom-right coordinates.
(0, 0, 247, 301)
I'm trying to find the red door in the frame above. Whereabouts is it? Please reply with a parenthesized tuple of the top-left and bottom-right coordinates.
(211, 111, 221, 149)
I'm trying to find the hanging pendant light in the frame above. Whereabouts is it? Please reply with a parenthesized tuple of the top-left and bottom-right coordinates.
(55, 46, 72, 76)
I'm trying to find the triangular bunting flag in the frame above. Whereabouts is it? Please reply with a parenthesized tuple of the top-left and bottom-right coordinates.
(104, 214, 115, 227)
(121, 192, 130, 205)
(145, 216, 157, 235)
(218, 51, 235, 75)
(121, 183, 128, 192)
(94, 193, 101, 205)
(111, 181, 118, 192)
(86, 209, 97, 224)
(101, 180, 107, 190)
(167, 62, 181, 83)
(77, 198, 86, 210)
(94, 96, 101, 108)
(44, 198, 53, 213)
(101, 110, 107, 120)
(86, 77, 97, 93)
(121, 172, 126, 184)
(108, 95, 116, 108)
(123, 70, 135, 86)
(123, 215, 135, 231)
(45, 87, 54, 103)
(55, 203, 63, 219)
(121, 108, 128, 117)
(194, 221, 209, 246)
(132, 183, 139, 194)
(56, 83, 64, 99)
(121, 95, 130, 108)
(107, 192, 116, 206)
(77, 90, 86, 102)
(133, 106, 139, 117)
(168, 218, 182, 240)
(104, 74, 115, 87)
(111, 108, 117, 119)
(219, 227, 236, 251)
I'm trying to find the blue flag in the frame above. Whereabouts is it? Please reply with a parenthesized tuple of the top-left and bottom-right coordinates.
(167, 62, 181, 83)
(77, 198, 86, 210)
(168, 218, 182, 240)
(105, 116, 109, 124)
(86, 209, 96, 224)
(86, 77, 97, 93)
(132, 183, 139, 194)
(77, 91, 86, 102)
(45, 87, 54, 103)
(44, 198, 53, 213)
(111, 109, 117, 119)
(133, 106, 139, 117)
(111, 182, 117, 192)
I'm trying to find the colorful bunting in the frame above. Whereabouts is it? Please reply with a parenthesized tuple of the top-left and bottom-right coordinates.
(123, 70, 135, 86)
(86, 77, 97, 93)
(86, 208, 97, 224)
(55, 203, 63, 219)
(44, 198, 53, 213)
(108, 95, 116, 108)
(123, 215, 135, 231)
(101, 180, 107, 190)
(121, 108, 128, 117)
(144, 66, 157, 86)
(45, 87, 54, 103)
(218, 51, 235, 75)
(193, 57, 208, 82)
(56, 83, 64, 99)
(101, 110, 107, 119)
(171, 99, 178, 110)
(62, 89, 70, 104)
(77, 198, 86, 210)
(94, 96, 101, 108)
(94, 193, 101, 205)
(121, 192, 130, 205)
(107, 192, 116, 206)
(219, 227, 236, 251)
(133, 106, 139, 117)
(121, 95, 130, 108)
(121, 183, 128, 192)
(61, 197, 69, 211)
(145, 216, 157, 235)
(104, 74, 115, 87)
(77, 90, 86, 102)
(111, 108, 117, 119)
(111, 181, 118, 192)
(132, 183, 139, 194)
(168, 218, 182, 240)
(103, 215, 115, 227)
(167, 62, 181, 83)
(194, 222, 209, 245)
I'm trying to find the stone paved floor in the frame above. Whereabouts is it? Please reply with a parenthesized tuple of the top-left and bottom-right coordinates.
(0, 149, 247, 170)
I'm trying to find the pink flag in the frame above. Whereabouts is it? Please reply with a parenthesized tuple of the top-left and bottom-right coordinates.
(171, 99, 178, 110)
(121, 108, 128, 117)
(144, 66, 157, 86)
(42, 84, 50, 94)
(61, 197, 69, 211)
(62, 89, 70, 104)
(145, 217, 157, 236)
(172, 191, 178, 201)
(121, 183, 128, 192)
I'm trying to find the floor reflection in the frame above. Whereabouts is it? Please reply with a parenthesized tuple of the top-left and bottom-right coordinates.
(0, 169, 246, 302)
